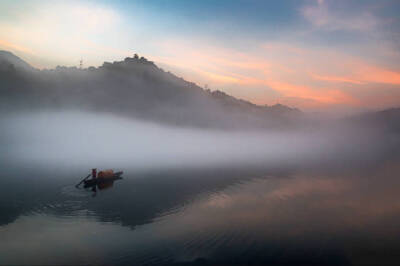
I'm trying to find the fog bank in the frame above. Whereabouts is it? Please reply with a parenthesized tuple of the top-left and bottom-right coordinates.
(1, 111, 397, 173)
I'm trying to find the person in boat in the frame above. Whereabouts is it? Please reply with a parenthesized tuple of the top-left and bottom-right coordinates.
(76, 168, 123, 190)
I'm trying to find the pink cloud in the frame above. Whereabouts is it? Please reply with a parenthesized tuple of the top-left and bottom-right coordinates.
(152, 39, 400, 110)
(310, 73, 364, 85)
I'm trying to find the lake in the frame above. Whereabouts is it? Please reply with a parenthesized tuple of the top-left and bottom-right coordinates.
(1, 112, 400, 265)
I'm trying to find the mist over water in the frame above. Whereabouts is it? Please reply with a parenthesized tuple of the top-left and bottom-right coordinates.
(1, 110, 395, 171)
(1, 110, 400, 265)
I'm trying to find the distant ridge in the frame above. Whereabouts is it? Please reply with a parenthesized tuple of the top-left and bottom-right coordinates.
(0, 50, 303, 129)
(352, 107, 400, 132)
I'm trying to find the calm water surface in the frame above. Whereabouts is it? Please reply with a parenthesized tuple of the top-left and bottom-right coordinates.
(1, 157, 400, 265)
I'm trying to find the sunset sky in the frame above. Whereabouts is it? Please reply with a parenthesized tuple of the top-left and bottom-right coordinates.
(1, 0, 400, 111)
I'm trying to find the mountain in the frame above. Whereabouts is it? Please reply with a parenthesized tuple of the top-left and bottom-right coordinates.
(0, 50, 34, 71)
(350, 107, 400, 133)
(0, 51, 302, 129)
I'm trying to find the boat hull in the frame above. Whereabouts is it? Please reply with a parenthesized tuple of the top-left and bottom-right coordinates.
(83, 175, 123, 188)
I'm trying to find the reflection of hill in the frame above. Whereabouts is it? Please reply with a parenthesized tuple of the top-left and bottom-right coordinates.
(0, 50, 301, 129)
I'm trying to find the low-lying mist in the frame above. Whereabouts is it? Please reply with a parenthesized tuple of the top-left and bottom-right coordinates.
(1, 111, 397, 174)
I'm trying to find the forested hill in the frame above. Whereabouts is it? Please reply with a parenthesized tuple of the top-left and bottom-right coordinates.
(0, 50, 302, 129)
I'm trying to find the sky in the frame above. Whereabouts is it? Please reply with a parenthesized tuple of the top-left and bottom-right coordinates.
(1, 0, 400, 112)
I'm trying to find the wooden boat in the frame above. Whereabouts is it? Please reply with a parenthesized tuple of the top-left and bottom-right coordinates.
(83, 171, 123, 188)
(76, 169, 123, 189)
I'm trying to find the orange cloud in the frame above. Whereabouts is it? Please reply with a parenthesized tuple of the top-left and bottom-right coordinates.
(197, 69, 240, 84)
(310, 72, 364, 85)
(154, 41, 373, 108)
(310, 62, 400, 86)
(356, 65, 400, 85)
(264, 80, 357, 105)
(155, 39, 400, 110)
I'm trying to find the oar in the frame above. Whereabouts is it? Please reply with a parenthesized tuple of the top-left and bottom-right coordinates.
(75, 174, 91, 188)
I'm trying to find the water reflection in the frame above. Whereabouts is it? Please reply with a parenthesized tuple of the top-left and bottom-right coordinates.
(1, 159, 400, 265)
(149, 162, 400, 265)
(0, 166, 266, 228)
